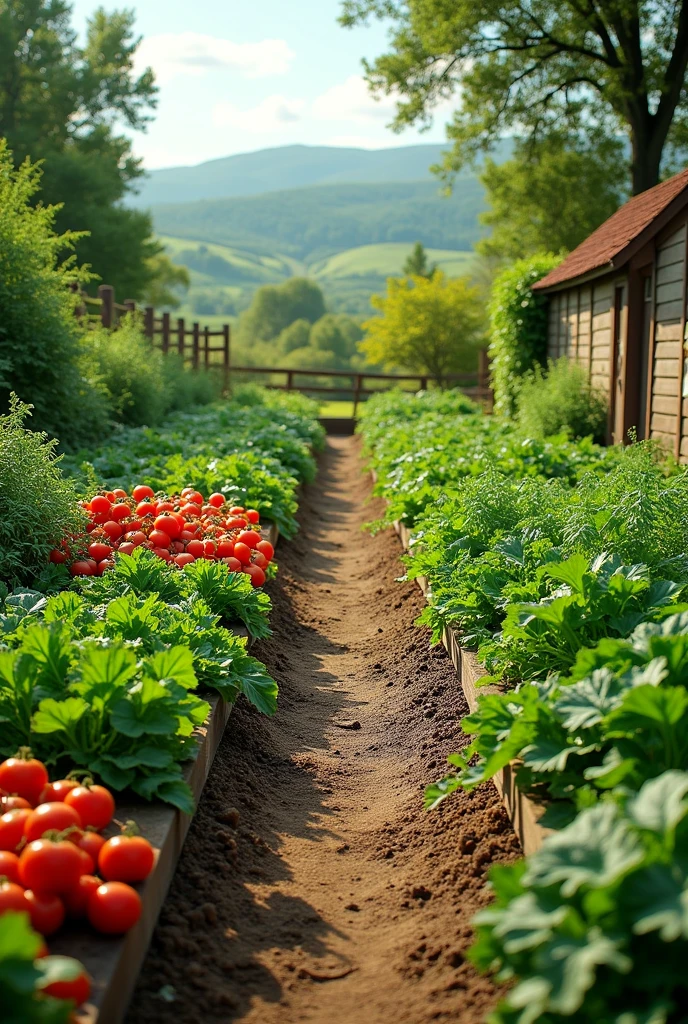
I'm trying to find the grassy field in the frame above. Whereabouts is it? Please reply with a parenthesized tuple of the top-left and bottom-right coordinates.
(310, 243, 475, 281)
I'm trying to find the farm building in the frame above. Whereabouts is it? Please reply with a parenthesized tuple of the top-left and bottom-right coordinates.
(533, 168, 688, 456)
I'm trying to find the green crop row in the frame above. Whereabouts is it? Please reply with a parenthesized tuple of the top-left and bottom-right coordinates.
(0, 387, 323, 811)
(360, 389, 688, 1024)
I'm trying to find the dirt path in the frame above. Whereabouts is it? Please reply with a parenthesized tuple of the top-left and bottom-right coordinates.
(128, 437, 519, 1024)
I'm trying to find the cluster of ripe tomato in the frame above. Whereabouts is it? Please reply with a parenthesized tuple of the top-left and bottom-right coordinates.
(49, 484, 275, 586)
(0, 750, 154, 969)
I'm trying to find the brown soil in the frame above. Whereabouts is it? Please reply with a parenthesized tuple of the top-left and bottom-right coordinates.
(128, 436, 520, 1024)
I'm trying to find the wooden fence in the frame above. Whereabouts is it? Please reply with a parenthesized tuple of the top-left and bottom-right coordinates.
(79, 284, 492, 414)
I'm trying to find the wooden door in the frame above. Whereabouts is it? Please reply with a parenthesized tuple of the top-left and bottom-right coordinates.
(610, 284, 627, 443)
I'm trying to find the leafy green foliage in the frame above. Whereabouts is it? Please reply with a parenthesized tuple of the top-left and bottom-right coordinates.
(0, 141, 109, 448)
(0, 398, 85, 586)
(488, 254, 562, 416)
(471, 772, 688, 1023)
(515, 358, 609, 443)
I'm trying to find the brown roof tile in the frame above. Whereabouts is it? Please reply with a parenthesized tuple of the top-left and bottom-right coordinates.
(533, 167, 688, 291)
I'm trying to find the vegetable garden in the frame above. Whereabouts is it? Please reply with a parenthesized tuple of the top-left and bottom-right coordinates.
(3, 380, 688, 1024)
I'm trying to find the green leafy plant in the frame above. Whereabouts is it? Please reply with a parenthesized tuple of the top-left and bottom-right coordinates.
(516, 358, 609, 442)
(0, 911, 74, 1023)
(471, 772, 688, 1024)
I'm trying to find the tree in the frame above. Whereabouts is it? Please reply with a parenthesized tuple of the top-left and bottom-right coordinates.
(0, 2, 161, 297)
(142, 254, 190, 310)
(478, 136, 627, 261)
(237, 279, 327, 346)
(0, 141, 108, 448)
(277, 319, 312, 354)
(340, 1, 688, 194)
(403, 242, 437, 278)
(361, 272, 484, 385)
(310, 314, 363, 363)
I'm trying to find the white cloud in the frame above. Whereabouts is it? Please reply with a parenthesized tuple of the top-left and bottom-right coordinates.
(135, 33, 294, 84)
(212, 95, 306, 133)
(312, 75, 397, 123)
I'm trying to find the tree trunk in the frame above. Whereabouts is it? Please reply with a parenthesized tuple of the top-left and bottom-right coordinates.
(630, 131, 664, 195)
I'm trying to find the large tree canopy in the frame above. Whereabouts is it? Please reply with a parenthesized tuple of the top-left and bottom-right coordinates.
(0, 1, 164, 298)
(340, 1, 688, 194)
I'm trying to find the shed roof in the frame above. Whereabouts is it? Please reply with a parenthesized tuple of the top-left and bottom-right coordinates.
(533, 167, 688, 291)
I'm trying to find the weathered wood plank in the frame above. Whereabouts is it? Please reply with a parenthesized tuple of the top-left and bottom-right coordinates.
(656, 299, 684, 322)
(654, 358, 680, 377)
(657, 240, 685, 269)
(654, 340, 682, 360)
(651, 412, 679, 433)
(656, 262, 685, 286)
(655, 322, 683, 341)
(654, 394, 680, 415)
(657, 280, 685, 304)
(653, 376, 679, 396)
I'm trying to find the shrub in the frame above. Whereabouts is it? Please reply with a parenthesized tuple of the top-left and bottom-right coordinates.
(488, 252, 562, 416)
(87, 316, 218, 427)
(516, 357, 608, 442)
(0, 141, 109, 449)
(0, 397, 84, 585)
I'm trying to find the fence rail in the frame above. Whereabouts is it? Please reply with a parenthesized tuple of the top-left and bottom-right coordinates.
(78, 284, 492, 414)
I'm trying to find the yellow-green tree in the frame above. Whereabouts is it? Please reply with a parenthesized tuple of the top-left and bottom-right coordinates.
(361, 273, 483, 386)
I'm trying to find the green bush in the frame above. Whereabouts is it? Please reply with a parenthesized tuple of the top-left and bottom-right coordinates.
(87, 316, 218, 427)
(488, 252, 562, 416)
(0, 397, 84, 585)
(0, 141, 109, 449)
(516, 357, 608, 442)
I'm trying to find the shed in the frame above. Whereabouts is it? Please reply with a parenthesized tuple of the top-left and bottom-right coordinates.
(532, 168, 688, 456)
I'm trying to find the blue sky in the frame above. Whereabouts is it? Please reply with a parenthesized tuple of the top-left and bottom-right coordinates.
(69, 0, 455, 168)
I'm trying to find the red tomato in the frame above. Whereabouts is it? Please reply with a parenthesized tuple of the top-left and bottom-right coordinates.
(0, 795, 31, 811)
(105, 492, 116, 503)
(226, 517, 248, 530)
(124, 531, 146, 547)
(244, 564, 266, 588)
(109, 502, 131, 522)
(174, 553, 195, 567)
(24, 802, 82, 843)
(180, 502, 201, 518)
(245, 509, 260, 524)
(217, 539, 234, 558)
(70, 561, 93, 577)
(156, 501, 175, 513)
(99, 835, 155, 883)
(0, 810, 31, 851)
(233, 542, 251, 565)
(41, 958, 91, 1006)
(229, 506, 245, 515)
(89, 495, 111, 515)
(186, 539, 204, 558)
(0, 753, 48, 806)
(256, 540, 274, 562)
(149, 529, 171, 548)
(154, 515, 181, 540)
(208, 492, 225, 508)
(180, 530, 195, 543)
(224, 557, 243, 572)
(86, 559, 97, 572)
(132, 485, 154, 502)
(0, 880, 28, 915)
(65, 784, 114, 831)
(102, 521, 123, 541)
(49, 549, 68, 564)
(112, 488, 128, 500)
(76, 830, 106, 864)
(98, 560, 115, 574)
(118, 542, 135, 556)
(88, 882, 142, 934)
(203, 540, 216, 559)
(135, 501, 157, 519)
(124, 518, 142, 533)
(153, 548, 171, 561)
(40, 779, 79, 804)
(76, 846, 95, 875)
(237, 530, 261, 549)
(253, 552, 269, 570)
(0, 850, 20, 883)
(19, 838, 84, 895)
(188, 491, 204, 506)
(24, 890, 65, 936)
(181, 486, 195, 498)
(171, 540, 185, 553)
(64, 874, 101, 917)
(88, 542, 112, 562)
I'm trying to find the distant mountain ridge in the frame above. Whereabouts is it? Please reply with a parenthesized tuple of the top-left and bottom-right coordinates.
(132, 143, 459, 207)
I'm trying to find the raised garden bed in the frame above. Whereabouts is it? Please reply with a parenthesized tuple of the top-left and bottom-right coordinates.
(59, 524, 279, 1024)
(393, 519, 549, 857)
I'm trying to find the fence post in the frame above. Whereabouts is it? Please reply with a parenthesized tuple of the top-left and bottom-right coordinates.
(204, 327, 210, 369)
(161, 312, 171, 355)
(123, 299, 136, 315)
(353, 373, 363, 418)
(223, 324, 230, 392)
(192, 323, 200, 370)
(419, 376, 428, 391)
(286, 370, 293, 391)
(98, 285, 114, 329)
(177, 319, 185, 357)
(144, 306, 154, 339)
